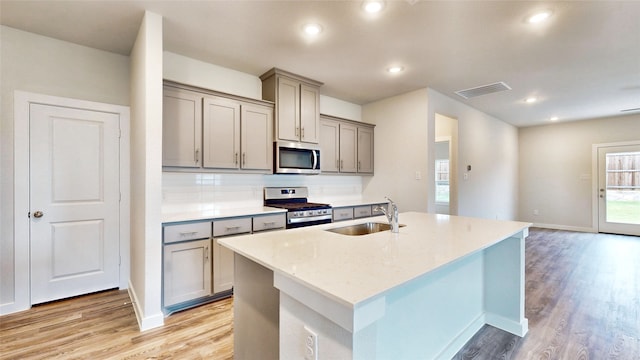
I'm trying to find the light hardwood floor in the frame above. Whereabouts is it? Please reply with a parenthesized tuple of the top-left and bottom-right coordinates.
(1, 228, 638, 359)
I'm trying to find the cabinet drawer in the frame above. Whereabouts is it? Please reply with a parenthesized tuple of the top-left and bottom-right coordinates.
(354, 205, 372, 218)
(253, 214, 286, 232)
(333, 207, 354, 222)
(213, 217, 252, 237)
(372, 203, 387, 216)
(164, 222, 212, 244)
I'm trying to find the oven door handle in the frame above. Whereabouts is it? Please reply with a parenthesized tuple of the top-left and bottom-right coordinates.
(288, 213, 332, 224)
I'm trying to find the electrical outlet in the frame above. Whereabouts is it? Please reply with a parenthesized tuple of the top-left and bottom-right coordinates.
(415, 171, 421, 180)
(303, 326, 318, 360)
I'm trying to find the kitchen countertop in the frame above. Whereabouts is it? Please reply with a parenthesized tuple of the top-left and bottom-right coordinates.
(161, 204, 286, 223)
(161, 199, 387, 223)
(219, 211, 531, 307)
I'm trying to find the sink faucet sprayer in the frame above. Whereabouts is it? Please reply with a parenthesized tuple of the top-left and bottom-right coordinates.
(375, 197, 399, 233)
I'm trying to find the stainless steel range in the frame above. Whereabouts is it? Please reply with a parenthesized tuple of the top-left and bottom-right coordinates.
(264, 187, 332, 229)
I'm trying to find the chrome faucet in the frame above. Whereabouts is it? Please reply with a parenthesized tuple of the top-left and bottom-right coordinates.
(375, 197, 399, 233)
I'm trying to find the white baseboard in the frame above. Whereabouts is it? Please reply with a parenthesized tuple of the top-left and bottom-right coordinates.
(532, 223, 596, 233)
(485, 312, 528, 337)
(435, 314, 486, 360)
(128, 281, 164, 332)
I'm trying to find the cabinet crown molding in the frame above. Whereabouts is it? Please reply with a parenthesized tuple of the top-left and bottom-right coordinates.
(259, 68, 324, 87)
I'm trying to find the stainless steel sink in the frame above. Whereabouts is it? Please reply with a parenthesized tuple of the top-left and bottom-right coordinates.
(326, 222, 406, 236)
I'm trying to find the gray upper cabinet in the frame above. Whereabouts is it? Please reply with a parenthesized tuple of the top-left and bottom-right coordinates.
(339, 122, 358, 173)
(319, 119, 340, 172)
(163, 82, 273, 173)
(241, 104, 273, 170)
(320, 114, 375, 175)
(261, 68, 322, 144)
(357, 126, 374, 174)
(162, 86, 203, 167)
(203, 96, 241, 169)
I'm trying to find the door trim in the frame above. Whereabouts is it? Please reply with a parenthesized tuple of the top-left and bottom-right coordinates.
(6, 90, 130, 315)
(592, 140, 640, 234)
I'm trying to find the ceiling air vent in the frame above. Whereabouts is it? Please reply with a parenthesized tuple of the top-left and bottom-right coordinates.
(455, 82, 512, 99)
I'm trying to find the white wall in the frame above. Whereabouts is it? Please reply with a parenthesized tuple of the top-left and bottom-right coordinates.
(129, 11, 164, 330)
(519, 114, 640, 231)
(163, 51, 362, 121)
(0, 26, 129, 312)
(362, 89, 430, 212)
(427, 89, 519, 220)
(362, 88, 519, 221)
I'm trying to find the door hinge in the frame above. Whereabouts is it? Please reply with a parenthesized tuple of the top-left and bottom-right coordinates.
(119, 192, 122, 202)
(28, 212, 31, 218)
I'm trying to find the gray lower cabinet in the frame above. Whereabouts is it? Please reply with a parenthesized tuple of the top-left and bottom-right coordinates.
(333, 204, 388, 222)
(162, 213, 286, 313)
(212, 217, 252, 294)
(163, 222, 213, 307)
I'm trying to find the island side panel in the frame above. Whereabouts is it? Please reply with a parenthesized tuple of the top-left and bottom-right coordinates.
(233, 254, 280, 360)
(280, 293, 354, 359)
(363, 250, 486, 360)
(483, 231, 529, 336)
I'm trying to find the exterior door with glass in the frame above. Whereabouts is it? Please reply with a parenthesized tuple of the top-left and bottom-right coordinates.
(597, 143, 640, 236)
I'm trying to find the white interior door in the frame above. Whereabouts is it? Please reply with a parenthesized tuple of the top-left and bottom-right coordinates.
(30, 103, 120, 304)
(597, 144, 640, 236)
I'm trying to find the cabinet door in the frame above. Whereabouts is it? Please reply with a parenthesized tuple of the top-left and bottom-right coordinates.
(319, 119, 340, 173)
(213, 238, 235, 294)
(162, 87, 202, 167)
(357, 126, 374, 174)
(339, 123, 358, 173)
(163, 239, 212, 307)
(300, 83, 320, 144)
(276, 77, 300, 142)
(241, 104, 272, 171)
(203, 97, 241, 169)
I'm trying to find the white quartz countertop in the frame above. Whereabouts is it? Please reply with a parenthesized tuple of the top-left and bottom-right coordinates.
(162, 204, 286, 223)
(219, 212, 531, 307)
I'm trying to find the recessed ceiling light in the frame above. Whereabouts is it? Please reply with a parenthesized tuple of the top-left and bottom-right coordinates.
(525, 97, 537, 104)
(527, 10, 552, 24)
(303, 23, 322, 36)
(387, 66, 404, 73)
(363, 1, 384, 13)
(550, 116, 559, 121)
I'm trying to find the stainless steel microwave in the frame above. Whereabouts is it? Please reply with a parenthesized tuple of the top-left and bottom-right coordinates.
(274, 141, 321, 175)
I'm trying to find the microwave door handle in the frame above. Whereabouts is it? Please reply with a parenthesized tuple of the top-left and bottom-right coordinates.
(312, 150, 318, 170)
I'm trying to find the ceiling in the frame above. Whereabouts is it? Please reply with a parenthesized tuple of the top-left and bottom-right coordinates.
(2, 1, 639, 127)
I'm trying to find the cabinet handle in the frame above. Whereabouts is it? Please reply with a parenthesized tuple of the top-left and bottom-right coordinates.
(296, 127, 300, 137)
(358, 160, 361, 170)
(226, 226, 241, 231)
(204, 246, 209, 261)
(301, 126, 305, 139)
(263, 221, 276, 227)
(195, 149, 199, 164)
(242, 153, 246, 166)
(179, 231, 198, 237)
(340, 159, 343, 169)
(336, 159, 339, 169)
(235, 152, 238, 165)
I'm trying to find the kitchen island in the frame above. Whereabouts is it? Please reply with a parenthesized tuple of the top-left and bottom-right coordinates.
(219, 212, 531, 359)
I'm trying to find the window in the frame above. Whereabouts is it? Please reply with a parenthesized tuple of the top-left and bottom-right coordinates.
(435, 159, 450, 203)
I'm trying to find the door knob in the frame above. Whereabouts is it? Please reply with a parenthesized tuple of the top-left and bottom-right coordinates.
(33, 211, 44, 218)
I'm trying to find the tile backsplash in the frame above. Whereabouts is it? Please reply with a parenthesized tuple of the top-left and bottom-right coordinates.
(162, 172, 364, 210)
